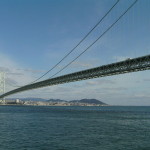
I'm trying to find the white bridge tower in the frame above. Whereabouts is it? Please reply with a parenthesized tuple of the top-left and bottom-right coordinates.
(0, 72, 5, 103)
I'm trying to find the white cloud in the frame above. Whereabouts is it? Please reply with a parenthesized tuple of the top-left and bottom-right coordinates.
(85, 79, 115, 86)
(16, 68, 46, 74)
(0, 52, 35, 91)
(113, 56, 132, 62)
(71, 61, 93, 68)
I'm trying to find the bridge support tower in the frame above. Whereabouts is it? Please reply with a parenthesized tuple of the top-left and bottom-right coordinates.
(0, 72, 5, 104)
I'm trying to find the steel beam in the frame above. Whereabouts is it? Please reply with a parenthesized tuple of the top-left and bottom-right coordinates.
(0, 54, 150, 98)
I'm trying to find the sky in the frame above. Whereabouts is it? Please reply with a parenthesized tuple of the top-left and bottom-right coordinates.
(0, 0, 150, 105)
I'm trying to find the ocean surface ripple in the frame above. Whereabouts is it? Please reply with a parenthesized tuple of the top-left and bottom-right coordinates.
(0, 106, 150, 150)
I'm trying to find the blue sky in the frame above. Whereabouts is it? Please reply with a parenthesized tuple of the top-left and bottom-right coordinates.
(0, 0, 150, 105)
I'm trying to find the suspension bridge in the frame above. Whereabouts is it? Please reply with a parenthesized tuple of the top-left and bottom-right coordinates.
(0, 0, 149, 99)
(0, 54, 150, 99)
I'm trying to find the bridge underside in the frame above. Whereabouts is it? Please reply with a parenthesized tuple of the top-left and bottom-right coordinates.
(0, 54, 150, 98)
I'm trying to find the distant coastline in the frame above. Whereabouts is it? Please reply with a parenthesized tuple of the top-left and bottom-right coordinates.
(0, 98, 108, 106)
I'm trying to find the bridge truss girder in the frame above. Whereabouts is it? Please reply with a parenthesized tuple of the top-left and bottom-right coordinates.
(0, 54, 150, 98)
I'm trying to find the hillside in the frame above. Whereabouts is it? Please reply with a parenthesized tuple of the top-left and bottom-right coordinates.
(70, 99, 106, 105)
(6, 98, 107, 105)
(47, 99, 66, 102)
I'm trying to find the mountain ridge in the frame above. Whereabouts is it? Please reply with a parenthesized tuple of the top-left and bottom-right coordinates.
(7, 98, 107, 105)
(70, 99, 106, 105)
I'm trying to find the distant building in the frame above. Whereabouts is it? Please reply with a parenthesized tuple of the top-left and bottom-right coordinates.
(4, 99, 23, 105)
(16, 99, 20, 103)
(5, 100, 16, 104)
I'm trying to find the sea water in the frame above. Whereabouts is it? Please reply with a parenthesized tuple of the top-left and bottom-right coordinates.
(0, 106, 150, 150)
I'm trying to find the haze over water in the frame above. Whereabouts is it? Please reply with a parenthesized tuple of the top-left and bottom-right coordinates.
(0, 106, 150, 150)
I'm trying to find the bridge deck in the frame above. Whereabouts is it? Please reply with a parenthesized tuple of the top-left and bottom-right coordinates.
(0, 54, 150, 98)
